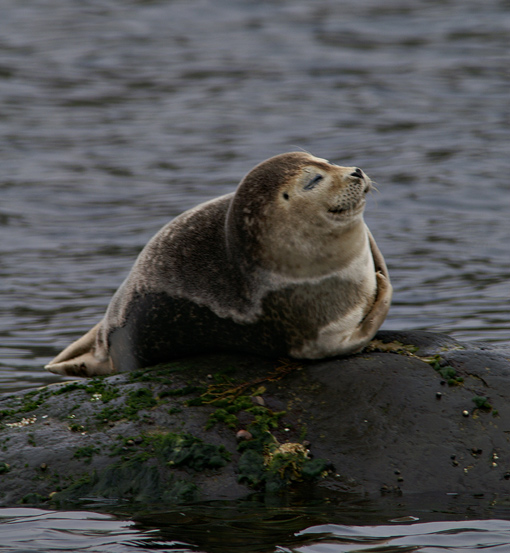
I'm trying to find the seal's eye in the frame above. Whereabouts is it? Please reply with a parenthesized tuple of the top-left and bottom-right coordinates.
(304, 174, 323, 190)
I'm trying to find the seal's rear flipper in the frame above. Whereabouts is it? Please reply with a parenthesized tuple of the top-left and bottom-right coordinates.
(45, 322, 113, 376)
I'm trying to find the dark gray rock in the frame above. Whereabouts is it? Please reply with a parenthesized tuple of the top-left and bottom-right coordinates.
(1, 330, 509, 507)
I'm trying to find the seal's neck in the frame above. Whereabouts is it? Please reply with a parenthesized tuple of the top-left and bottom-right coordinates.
(260, 217, 370, 280)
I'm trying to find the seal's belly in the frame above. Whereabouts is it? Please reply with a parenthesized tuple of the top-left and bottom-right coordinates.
(260, 268, 376, 356)
(270, 249, 378, 359)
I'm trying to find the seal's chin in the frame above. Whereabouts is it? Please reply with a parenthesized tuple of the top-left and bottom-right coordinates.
(327, 198, 366, 220)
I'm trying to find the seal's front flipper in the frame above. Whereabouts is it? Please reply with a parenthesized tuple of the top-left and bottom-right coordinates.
(45, 322, 113, 377)
(334, 271, 392, 357)
(358, 271, 392, 336)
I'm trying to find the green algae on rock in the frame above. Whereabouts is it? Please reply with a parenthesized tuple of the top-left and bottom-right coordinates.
(0, 353, 325, 506)
(54, 431, 231, 505)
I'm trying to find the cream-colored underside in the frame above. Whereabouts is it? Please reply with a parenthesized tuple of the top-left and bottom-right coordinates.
(288, 233, 377, 358)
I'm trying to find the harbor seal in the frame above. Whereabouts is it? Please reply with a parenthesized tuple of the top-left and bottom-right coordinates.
(45, 152, 392, 376)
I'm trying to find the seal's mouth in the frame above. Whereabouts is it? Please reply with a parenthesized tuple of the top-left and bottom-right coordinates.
(327, 198, 366, 218)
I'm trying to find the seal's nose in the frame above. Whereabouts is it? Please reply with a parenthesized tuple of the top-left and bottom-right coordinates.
(350, 168, 364, 179)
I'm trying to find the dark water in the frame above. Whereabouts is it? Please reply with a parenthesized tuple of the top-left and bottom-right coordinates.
(1, 0, 510, 549)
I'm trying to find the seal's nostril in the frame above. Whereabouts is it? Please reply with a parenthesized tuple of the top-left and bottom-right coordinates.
(351, 168, 363, 179)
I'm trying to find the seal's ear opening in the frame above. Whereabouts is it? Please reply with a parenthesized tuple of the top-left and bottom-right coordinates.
(282, 192, 290, 200)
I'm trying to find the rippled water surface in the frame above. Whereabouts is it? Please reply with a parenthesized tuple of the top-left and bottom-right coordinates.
(1, 0, 510, 549)
(1, 0, 509, 390)
(3, 497, 510, 552)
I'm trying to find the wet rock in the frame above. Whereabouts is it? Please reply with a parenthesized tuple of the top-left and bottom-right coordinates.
(0, 330, 509, 507)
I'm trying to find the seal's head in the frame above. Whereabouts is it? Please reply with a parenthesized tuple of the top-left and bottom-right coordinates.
(227, 152, 373, 277)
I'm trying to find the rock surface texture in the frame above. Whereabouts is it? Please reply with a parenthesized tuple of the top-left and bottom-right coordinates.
(1, 330, 510, 507)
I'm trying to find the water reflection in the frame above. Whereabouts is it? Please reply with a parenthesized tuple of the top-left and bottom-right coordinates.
(295, 520, 510, 552)
(3, 493, 510, 553)
(0, 508, 179, 553)
(132, 493, 510, 553)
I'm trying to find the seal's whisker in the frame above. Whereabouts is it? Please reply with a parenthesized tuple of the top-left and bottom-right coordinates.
(369, 179, 380, 194)
(291, 145, 312, 155)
